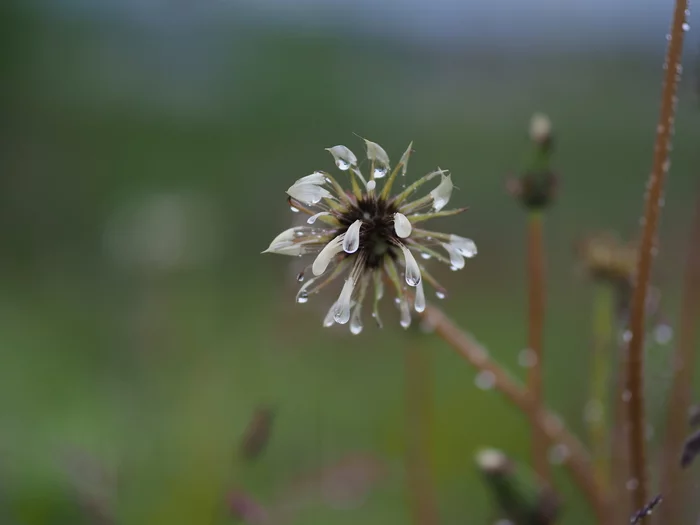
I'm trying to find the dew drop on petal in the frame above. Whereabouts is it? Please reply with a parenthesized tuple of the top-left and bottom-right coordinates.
(474, 370, 495, 390)
(290, 206, 300, 213)
(414, 281, 426, 313)
(307, 211, 331, 225)
(400, 300, 411, 328)
(420, 252, 432, 260)
(435, 290, 446, 299)
(366, 179, 376, 191)
(393, 212, 412, 238)
(296, 271, 305, 282)
(350, 308, 364, 335)
(373, 167, 388, 179)
(296, 292, 309, 304)
(342, 220, 362, 254)
(323, 303, 337, 327)
(682, 22, 690, 32)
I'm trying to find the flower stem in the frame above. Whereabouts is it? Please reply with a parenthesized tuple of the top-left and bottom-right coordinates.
(587, 283, 613, 488)
(623, 0, 689, 510)
(527, 211, 550, 484)
(404, 342, 440, 525)
(658, 181, 700, 524)
(422, 304, 608, 523)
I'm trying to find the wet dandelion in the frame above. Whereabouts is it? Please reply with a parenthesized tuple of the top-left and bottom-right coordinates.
(262, 140, 476, 332)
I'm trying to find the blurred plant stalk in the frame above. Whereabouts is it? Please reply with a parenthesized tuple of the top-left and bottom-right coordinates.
(587, 283, 614, 488)
(404, 340, 440, 525)
(623, 0, 690, 510)
(527, 211, 549, 484)
(658, 181, 700, 524)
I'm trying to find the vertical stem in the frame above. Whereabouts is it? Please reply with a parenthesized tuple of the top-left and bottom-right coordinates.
(588, 284, 614, 488)
(624, 0, 689, 510)
(527, 212, 550, 483)
(611, 333, 633, 525)
(658, 182, 700, 525)
(404, 343, 440, 525)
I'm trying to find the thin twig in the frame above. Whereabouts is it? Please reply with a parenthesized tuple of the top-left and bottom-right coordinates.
(588, 284, 613, 488)
(624, 0, 689, 510)
(527, 212, 550, 484)
(404, 342, 440, 525)
(658, 181, 700, 524)
(422, 304, 608, 524)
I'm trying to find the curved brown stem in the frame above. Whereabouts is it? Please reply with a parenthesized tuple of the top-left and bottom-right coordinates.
(422, 304, 609, 524)
(624, 0, 689, 511)
(658, 181, 700, 524)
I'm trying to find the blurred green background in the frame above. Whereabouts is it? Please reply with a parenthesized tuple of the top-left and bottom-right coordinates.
(1, 1, 699, 524)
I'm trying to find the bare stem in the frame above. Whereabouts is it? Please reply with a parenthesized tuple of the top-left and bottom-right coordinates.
(658, 181, 700, 524)
(422, 304, 608, 524)
(527, 212, 550, 484)
(623, 0, 689, 510)
(404, 342, 440, 525)
(588, 284, 613, 488)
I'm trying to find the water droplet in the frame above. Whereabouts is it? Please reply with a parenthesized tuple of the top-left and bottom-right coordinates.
(622, 390, 632, 402)
(518, 348, 538, 368)
(623, 330, 633, 343)
(373, 167, 388, 179)
(366, 180, 376, 191)
(665, 33, 671, 41)
(626, 478, 639, 491)
(350, 316, 363, 335)
(394, 297, 401, 305)
(646, 424, 655, 440)
(654, 323, 673, 345)
(290, 206, 300, 213)
(296, 292, 309, 304)
(420, 252, 432, 260)
(336, 159, 350, 171)
(548, 444, 570, 465)
(475, 370, 496, 390)
(584, 400, 603, 423)
(296, 271, 305, 282)
(682, 22, 690, 32)
(295, 231, 305, 237)
(435, 290, 446, 299)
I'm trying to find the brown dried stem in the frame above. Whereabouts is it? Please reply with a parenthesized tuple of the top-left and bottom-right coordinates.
(404, 342, 440, 525)
(422, 304, 608, 524)
(623, 0, 689, 510)
(658, 181, 700, 524)
(527, 212, 550, 484)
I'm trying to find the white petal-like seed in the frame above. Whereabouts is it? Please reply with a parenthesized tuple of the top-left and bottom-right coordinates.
(449, 235, 477, 258)
(400, 244, 422, 286)
(262, 227, 297, 252)
(342, 220, 363, 254)
(312, 235, 345, 276)
(365, 140, 390, 178)
(393, 212, 412, 238)
(414, 280, 426, 313)
(326, 145, 358, 170)
(295, 171, 327, 185)
(333, 278, 356, 324)
(441, 242, 465, 269)
(323, 302, 337, 327)
(430, 173, 453, 211)
(307, 211, 332, 224)
(287, 181, 332, 205)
